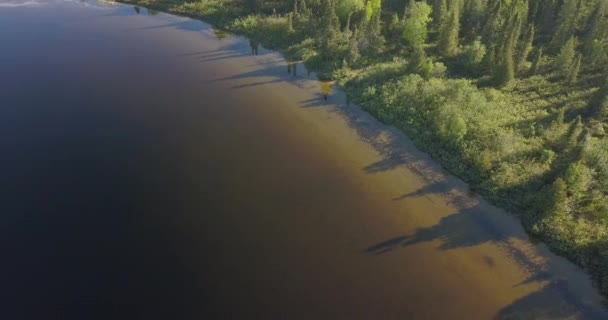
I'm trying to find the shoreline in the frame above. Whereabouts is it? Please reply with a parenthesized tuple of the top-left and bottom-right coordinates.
(112, 0, 608, 312)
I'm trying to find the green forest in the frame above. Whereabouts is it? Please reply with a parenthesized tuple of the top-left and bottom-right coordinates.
(121, 0, 608, 298)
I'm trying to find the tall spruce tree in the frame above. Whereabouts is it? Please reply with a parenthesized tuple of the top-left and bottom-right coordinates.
(438, 6, 460, 56)
(516, 24, 535, 72)
(551, 0, 581, 50)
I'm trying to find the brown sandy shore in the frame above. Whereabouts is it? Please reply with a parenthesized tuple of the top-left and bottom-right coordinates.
(21, 1, 607, 317)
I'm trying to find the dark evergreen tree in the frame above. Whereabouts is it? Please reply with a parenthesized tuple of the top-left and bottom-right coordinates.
(530, 47, 543, 75)
(551, 0, 581, 50)
(516, 24, 535, 72)
(438, 6, 460, 56)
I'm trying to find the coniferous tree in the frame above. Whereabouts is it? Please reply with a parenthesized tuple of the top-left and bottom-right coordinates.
(367, 7, 385, 50)
(588, 73, 608, 120)
(438, 6, 460, 56)
(318, 0, 341, 60)
(404, 0, 415, 21)
(288, 12, 295, 32)
(551, 0, 581, 50)
(433, 0, 448, 29)
(556, 37, 578, 79)
(483, 0, 527, 83)
(585, 1, 607, 50)
(567, 53, 582, 85)
(462, 0, 485, 37)
(388, 12, 403, 42)
(530, 47, 543, 75)
(493, 0, 528, 86)
(319, 0, 340, 35)
(584, 0, 608, 68)
(347, 26, 360, 64)
(516, 24, 535, 72)
(496, 37, 515, 86)
(300, 0, 308, 14)
(535, 0, 558, 36)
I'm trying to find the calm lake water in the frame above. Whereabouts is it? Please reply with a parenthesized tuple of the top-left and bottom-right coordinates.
(1, 0, 607, 319)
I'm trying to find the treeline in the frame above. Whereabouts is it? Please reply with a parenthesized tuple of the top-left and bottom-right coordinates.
(228, 0, 608, 86)
(121, 0, 608, 298)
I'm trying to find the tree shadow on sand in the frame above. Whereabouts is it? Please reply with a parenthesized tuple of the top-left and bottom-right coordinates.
(363, 204, 607, 318)
(496, 279, 607, 319)
(364, 205, 520, 257)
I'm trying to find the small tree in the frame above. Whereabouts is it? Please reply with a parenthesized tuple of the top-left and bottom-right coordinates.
(556, 37, 578, 79)
(567, 54, 582, 85)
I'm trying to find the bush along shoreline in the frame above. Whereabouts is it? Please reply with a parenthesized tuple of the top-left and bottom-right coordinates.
(118, 0, 608, 299)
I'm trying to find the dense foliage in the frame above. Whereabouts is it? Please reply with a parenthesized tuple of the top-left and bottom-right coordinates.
(120, 0, 608, 297)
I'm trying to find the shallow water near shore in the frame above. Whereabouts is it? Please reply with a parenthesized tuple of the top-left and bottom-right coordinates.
(1, 0, 607, 318)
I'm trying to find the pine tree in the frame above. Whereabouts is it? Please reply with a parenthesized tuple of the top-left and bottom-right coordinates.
(585, 0, 607, 46)
(409, 46, 432, 77)
(404, 0, 415, 21)
(584, 0, 608, 67)
(318, 0, 341, 59)
(587, 73, 608, 120)
(388, 12, 402, 42)
(319, 0, 340, 35)
(494, 0, 528, 87)
(367, 7, 385, 50)
(483, 0, 528, 83)
(535, 0, 558, 35)
(551, 0, 581, 50)
(347, 27, 360, 64)
(516, 24, 535, 72)
(461, 0, 484, 36)
(288, 12, 295, 32)
(438, 6, 460, 56)
(530, 47, 543, 75)
(300, 0, 307, 14)
(496, 39, 515, 87)
(567, 53, 582, 85)
(556, 37, 578, 79)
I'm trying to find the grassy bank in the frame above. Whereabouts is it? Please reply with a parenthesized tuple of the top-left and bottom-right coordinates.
(116, 0, 608, 298)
